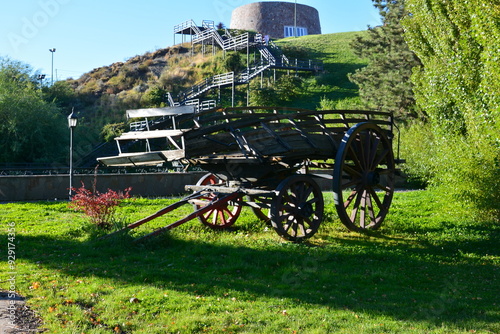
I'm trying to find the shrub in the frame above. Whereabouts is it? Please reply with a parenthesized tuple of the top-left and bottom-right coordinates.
(400, 121, 500, 221)
(69, 181, 132, 229)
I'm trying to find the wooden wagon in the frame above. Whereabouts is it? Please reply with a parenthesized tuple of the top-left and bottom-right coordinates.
(98, 106, 400, 242)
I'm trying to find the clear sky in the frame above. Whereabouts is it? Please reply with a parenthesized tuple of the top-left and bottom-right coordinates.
(0, 0, 381, 80)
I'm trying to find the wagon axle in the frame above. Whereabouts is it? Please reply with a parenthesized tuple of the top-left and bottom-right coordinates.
(364, 170, 381, 187)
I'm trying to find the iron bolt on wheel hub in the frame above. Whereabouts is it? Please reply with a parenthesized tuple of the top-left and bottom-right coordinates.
(364, 170, 381, 187)
(297, 202, 314, 218)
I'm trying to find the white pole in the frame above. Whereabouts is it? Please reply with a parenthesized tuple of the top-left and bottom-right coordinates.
(294, 0, 297, 37)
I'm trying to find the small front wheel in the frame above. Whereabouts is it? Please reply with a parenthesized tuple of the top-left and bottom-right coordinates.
(194, 173, 242, 230)
(270, 175, 324, 242)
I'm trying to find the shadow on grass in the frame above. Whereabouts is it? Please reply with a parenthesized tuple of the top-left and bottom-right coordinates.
(10, 222, 500, 332)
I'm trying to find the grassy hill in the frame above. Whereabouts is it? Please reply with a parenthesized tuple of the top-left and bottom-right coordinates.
(69, 31, 367, 115)
(275, 32, 367, 109)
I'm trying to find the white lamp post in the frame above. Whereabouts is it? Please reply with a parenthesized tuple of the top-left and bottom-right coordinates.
(68, 109, 78, 200)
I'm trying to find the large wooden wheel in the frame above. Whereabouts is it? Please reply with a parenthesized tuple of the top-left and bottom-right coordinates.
(333, 122, 395, 231)
(270, 175, 324, 242)
(194, 173, 242, 230)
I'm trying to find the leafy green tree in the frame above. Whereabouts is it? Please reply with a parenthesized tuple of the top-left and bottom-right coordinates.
(402, 0, 500, 219)
(141, 86, 168, 107)
(43, 80, 77, 112)
(0, 58, 67, 163)
(349, 0, 421, 119)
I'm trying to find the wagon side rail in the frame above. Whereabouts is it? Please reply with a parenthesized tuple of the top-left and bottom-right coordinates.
(183, 107, 393, 138)
(180, 107, 394, 162)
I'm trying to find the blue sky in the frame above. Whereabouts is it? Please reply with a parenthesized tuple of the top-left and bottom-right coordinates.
(0, 0, 381, 80)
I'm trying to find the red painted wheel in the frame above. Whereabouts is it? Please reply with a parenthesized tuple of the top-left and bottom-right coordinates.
(194, 173, 242, 230)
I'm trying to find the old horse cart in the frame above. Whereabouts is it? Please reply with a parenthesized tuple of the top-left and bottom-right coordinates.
(98, 106, 399, 242)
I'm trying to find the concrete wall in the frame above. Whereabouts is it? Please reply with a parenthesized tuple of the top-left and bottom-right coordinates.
(230, 2, 321, 39)
(0, 172, 206, 202)
(0, 170, 406, 202)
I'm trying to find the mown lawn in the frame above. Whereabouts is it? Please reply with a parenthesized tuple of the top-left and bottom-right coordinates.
(1, 190, 499, 333)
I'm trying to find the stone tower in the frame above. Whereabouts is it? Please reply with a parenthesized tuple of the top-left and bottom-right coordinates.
(230, 1, 321, 39)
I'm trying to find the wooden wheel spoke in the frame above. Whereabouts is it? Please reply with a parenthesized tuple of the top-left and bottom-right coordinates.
(361, 132, 371, 169)
(343, 164, 363, 178)
(368, 188, 385, 212)
(360, 190, 367, 228)
(303, 216, 312, 228)
(300, 185, 314, 203)
(368, 135, 382, 168)
(344, 189, 358, 208)
(222, 207, 235, 219)
(349, 190, 363, 222)
(347, 144, 365, 170)
(215, 210, 226, 225)
(372, 148, 390, 169)
(366, 191, 376, 224)
(307, 196, 321, 205)
(375, 183, 393, 193)
(342, 178, 362, 190)
(283, 203, 299, 214)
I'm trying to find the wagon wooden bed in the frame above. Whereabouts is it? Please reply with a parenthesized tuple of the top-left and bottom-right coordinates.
(98, 106, 400, 242)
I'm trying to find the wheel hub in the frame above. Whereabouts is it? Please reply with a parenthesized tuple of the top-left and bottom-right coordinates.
(364, 171, 380, 187)
(297, 202, 314, 218)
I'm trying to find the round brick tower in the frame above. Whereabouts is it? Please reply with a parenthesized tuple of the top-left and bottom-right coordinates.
(230, 2, 321, 39)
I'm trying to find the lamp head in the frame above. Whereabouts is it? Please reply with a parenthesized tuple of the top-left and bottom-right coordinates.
(67, 109, 78, 128)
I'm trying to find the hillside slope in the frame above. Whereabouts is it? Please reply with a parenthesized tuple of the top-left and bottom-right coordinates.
(275, 31, 368, 109)
(69, 31, 367, 113)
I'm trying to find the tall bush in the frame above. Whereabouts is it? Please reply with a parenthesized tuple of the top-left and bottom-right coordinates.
(402, 0, 500, 219)
(0, 58, 68, 163)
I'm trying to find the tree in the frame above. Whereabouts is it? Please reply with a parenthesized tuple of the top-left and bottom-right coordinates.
(0, 58, 68, 163)
(402, 0, 500, 219)
(349, 0, 421, 119)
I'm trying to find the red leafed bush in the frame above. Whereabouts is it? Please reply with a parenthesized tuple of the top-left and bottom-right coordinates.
(69, 182, 132, 229)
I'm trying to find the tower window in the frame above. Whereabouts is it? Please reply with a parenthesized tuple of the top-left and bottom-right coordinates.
(284, 26, 308, 37)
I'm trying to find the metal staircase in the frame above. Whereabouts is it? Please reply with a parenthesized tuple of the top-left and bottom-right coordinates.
(170, 19, 324, 106)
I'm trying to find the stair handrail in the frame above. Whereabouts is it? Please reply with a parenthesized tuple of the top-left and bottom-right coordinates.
(223, 32, 249, 51)
(174, 19, 201, 35)
(202, 20, 215, 29)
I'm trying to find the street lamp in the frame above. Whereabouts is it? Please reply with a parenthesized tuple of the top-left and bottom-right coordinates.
(68, 109, 78, 200)
(49, 48, 56, 85)
(37, 74, 46, 92)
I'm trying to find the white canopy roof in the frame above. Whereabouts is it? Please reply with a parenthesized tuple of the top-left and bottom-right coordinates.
(126, 105, 195, 119)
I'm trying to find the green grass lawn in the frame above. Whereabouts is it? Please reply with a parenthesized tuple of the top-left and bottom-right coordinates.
(1, 190, 499, 333)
